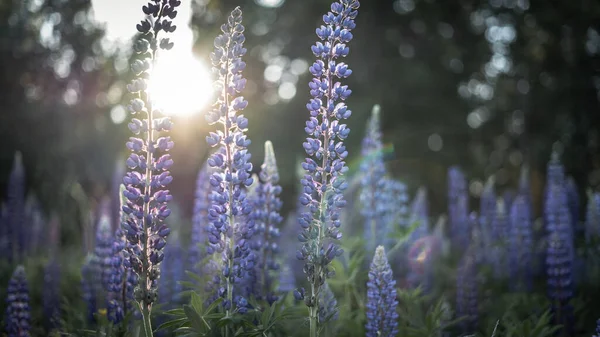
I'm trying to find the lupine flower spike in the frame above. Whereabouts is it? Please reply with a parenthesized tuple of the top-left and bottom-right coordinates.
(251, 141, 283, 304)
(189, 162, 211, 272)
(122, 1, 180, 335)
(508, 194, 533, 291)
(359, 104, 387, 253)
(296, 1, 359, 336)
(205, 6, 255, 316)
(447, 166, 469, 251)
(365, 246, 399, 337)
(5, 265, 31, 337)
(7, 152, 25, 262)
(456, 246, 478, 334)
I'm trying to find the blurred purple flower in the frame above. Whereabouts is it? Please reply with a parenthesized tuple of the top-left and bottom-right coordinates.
(365, 246, 398, 337)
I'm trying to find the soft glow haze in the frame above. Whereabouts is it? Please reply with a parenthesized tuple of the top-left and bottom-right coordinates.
(92, 0, 213, 116)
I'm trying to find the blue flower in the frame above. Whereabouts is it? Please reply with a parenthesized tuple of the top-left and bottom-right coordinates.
(122, 0, 180, 317)
(159, 231, 185, 308)
(447, 166, 469, 251)
(297, 2, 360, 332)
(508, 194, 533, 291)
(479, 176, 496, 252)
(5, 265, 30, 337)
(318, 283, 338, 324)
(365, 246, 398, 337)
(189, 163, 211, 272)
(359, 105, 388, 252)
(205, 7, 254, 314)
(248, 141, 283, 304)
(81, 255, 98, 324)
(5, 152, 25, 262)
(456, 247, 478, 334)
(43, 259, 61, 330)
(585, 190, 600, 244)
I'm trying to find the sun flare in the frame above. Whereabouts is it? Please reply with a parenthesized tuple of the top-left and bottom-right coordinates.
(147, 51, 213, 117)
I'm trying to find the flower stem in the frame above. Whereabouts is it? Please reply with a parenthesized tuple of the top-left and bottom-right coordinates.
(141, 305, 154, 337)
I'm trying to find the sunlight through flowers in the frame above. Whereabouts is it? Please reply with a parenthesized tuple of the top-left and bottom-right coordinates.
(147, 52, 213, 116)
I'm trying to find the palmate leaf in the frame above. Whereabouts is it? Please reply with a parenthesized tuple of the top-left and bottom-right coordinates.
(503, 309, 562, 337)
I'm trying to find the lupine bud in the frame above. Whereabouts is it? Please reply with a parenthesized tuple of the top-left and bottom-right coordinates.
(448, 166, 469, 251)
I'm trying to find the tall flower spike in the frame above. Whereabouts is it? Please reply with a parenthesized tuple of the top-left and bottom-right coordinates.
(205, 7, 255, 315)
(365, 246, 399, 337)
(5, 265, 30, 337)
(123, 1, 180, 335)
(43, 259, 61, 330)
(297, 1, 359, 335)
(508, 194, 533, 291)
(546, 232, 573, 333)
(250, 141, 283, 304)
(456, 246, 478, 335)
(7, 152, 25, 262)
(585, 190, 600, 244)
(447, 166, 469, 251)
(359, 105, 387, 253)
(479, 176, 496, 255)
(490, 199, 509, 279)
(189, 162, 211, 272)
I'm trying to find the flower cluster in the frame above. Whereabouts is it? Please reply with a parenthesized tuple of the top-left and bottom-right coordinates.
(296, 2, 359, 334)
(447, 166, 469, 250)
(189, 163, 211, 272)
(5, 152, 25, 262)
(5, 265, 30, 337)
(204, 7, 255, 314)
(509, 194, 533, 291)
(456, 247, 478, 334)
(365, 246, 399, 337)
(249, 141, 283, 304)
(585, 190, 600, 244)
(491, 199, 509, 279)
(121, 0, 180, 322)
(359, 105, 388, 252)
(43, 259, 61, 330)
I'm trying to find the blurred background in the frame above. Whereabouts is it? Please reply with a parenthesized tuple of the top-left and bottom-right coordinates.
(0, 0, 599, 245)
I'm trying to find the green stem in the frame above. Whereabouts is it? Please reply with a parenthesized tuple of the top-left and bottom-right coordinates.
(141, 306, 154, 337)
(309, 299, 318, 337)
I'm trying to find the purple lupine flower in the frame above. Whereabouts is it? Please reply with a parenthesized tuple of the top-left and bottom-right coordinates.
(81, 255, 97, 324)
(43, 259, 61, 330)
(24, 195, 45, 257)
(189, 162, 211, 272)
(96, 212, 114, 294)
(490, 199, 509, 279)
(359, 105, 387, 253)
(447, 166, 470, 251)
(381, 178, 409, 248)
(456, 246, 478, 334)
(6, 152, 26, 262)
(508, 194, 533, 291)
(479, 176, 496, 251)
(204, 7, 255, 314)
(250, 141, 283, 305)
(365, 246, 399, 337)
(296, 1, 359, 334)
(5, 265, 30, 337)
(278, 264, 296, 294)
(546, 232, 574, 334)
(592, 319, 600, 337)
(159, 231, 185, 308)
(317, 283, 338, 324)
(408, 186, 428, 245)
(121, 0, 180, 324)
(585, 190, 600, 244)
(545, 184, 574, 250)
